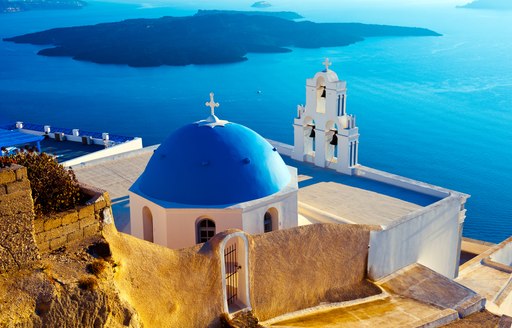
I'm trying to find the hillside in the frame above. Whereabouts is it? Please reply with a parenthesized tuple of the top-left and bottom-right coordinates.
(3, 11, 440, 67)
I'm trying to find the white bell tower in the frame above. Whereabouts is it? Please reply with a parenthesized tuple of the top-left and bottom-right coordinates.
(291, 59, 359, 175)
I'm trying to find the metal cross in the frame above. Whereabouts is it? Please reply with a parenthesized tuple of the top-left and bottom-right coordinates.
(323, 58, 332, 71)
(205, 92, 219, 116)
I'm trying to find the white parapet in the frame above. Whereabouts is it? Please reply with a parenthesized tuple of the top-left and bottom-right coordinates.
(63, 137, 143, 167)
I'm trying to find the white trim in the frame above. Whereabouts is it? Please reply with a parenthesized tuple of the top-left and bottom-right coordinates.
(219, 232, 252, 315)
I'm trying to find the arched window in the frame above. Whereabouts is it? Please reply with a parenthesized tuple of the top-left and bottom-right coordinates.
(142, 206, 153, 242)
(264, 212, 272, 233)
(197, 219, 216, 244)
(264, 208, 279, 233)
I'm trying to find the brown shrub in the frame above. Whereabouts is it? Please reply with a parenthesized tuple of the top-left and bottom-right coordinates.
(77, 276, 98, 291)
(87, 259, 108, 276)
(10, 152, 86, 215)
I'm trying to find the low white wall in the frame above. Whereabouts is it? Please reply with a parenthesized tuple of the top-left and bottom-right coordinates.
(63, 138, 143, 167)
(368, 195, 461, 280)
(354, 165, 456, 199)
(491, 242, 512, 266)
(267, 140, 468, 202)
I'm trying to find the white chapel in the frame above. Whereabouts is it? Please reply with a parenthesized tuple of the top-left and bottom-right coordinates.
(125, 60, 467, 283)
(129, 93, 298, 249)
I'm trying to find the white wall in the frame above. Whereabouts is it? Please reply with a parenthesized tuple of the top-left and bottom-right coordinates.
(241, 191, 298, 234)
(166, 208, 243, 249)
(355, 165, 455, 199)
(129, 191, 167, 245)
(368, 195, 462, 280)
(490, 242, 512, 266)
(63, 138, 143, 167)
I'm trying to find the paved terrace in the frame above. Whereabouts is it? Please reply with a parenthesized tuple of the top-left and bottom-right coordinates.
(456, 237, 512, 315)
(72, 146, 441, 233)
(264, 264, 484, 328)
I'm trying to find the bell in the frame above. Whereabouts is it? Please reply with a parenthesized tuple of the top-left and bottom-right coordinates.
(309, 127, 316, 138)
(321, 87, 326, 98)
(330, 134, 338, 146)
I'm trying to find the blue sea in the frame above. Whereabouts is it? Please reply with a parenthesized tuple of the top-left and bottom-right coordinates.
(0, 0, 511, 243)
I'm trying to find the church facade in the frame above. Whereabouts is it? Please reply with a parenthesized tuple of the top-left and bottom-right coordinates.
(129, 93, 298, 249)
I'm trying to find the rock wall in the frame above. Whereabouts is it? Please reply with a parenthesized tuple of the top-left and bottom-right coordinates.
(104, 224, 225, 328)
(34, 185, 111, 252)
(104, 223, 375, 327)
(0, 165, 39, 273)
(249, 224, 374, 321)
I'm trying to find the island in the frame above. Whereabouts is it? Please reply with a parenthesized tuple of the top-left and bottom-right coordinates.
(458, 0, 512, 10)
(0, 0, 86, 13)
(252, 1, 272, 8)
(3, 11, 440, 67)
(195, 9, 303, 20)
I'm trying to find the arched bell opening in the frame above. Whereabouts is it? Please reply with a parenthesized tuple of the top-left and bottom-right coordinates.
(316, 77, 326, 114)
(220, 233, 251, 315)
(142, 206, 154, 242)
(325, 121, 339, 163)
(303, 117, 316, 157)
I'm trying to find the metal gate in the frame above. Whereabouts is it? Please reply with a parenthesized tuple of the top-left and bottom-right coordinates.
(224, 242, 240, 306)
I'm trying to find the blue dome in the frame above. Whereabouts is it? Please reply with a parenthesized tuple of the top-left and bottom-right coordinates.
(136, 121, 291, 206)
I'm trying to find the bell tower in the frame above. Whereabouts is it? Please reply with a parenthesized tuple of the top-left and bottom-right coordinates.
(291, 59, 359, 175)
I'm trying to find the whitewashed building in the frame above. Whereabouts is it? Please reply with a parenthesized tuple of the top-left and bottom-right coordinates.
(129, 94, 298, 249)
(126, 61, 467, 282)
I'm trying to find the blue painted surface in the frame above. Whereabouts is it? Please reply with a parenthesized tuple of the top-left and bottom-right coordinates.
(0, 128, 44, 149)
(135, 121, 291, 205)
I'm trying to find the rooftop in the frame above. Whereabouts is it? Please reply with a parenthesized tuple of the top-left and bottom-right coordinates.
(40, 138, 103, 163)
(298, 181, 422, 226)
(456, 236, 512, 315)
(73, 145, 442, 233)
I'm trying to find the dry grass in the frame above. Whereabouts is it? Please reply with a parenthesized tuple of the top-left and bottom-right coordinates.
(77, 276, 98, 291)
(87, 259, 108, 276)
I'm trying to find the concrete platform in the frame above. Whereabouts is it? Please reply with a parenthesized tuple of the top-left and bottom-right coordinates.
(265, 294, 458, 328)
(73, 147, 155, 232)
(456, 237, 512, 316)
(72, 145, 441, 234)
(264, 263, 485, 328)
(298, 181, 422, 226)
(378, 264, 485, 318)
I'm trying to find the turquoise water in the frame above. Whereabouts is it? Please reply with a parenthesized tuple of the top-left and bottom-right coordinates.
(0, 1, 511, 242)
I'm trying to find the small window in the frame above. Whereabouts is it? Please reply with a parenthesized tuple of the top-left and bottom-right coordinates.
(142, 206, 154, 242)
(264, 212, 272, 233)
(197, 219, 216, 243)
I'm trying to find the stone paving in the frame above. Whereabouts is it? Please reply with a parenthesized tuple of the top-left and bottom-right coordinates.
(298, 181, 422, 226)
(267, 295, 454, 328)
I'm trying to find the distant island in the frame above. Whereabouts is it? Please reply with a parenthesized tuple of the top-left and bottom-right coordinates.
(195, 9, 302, 20)
(458, 0, 512, 10)
(252, 1, 272, 8)
(0, 0, 85, 13)
(3, 11, 440, 67)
